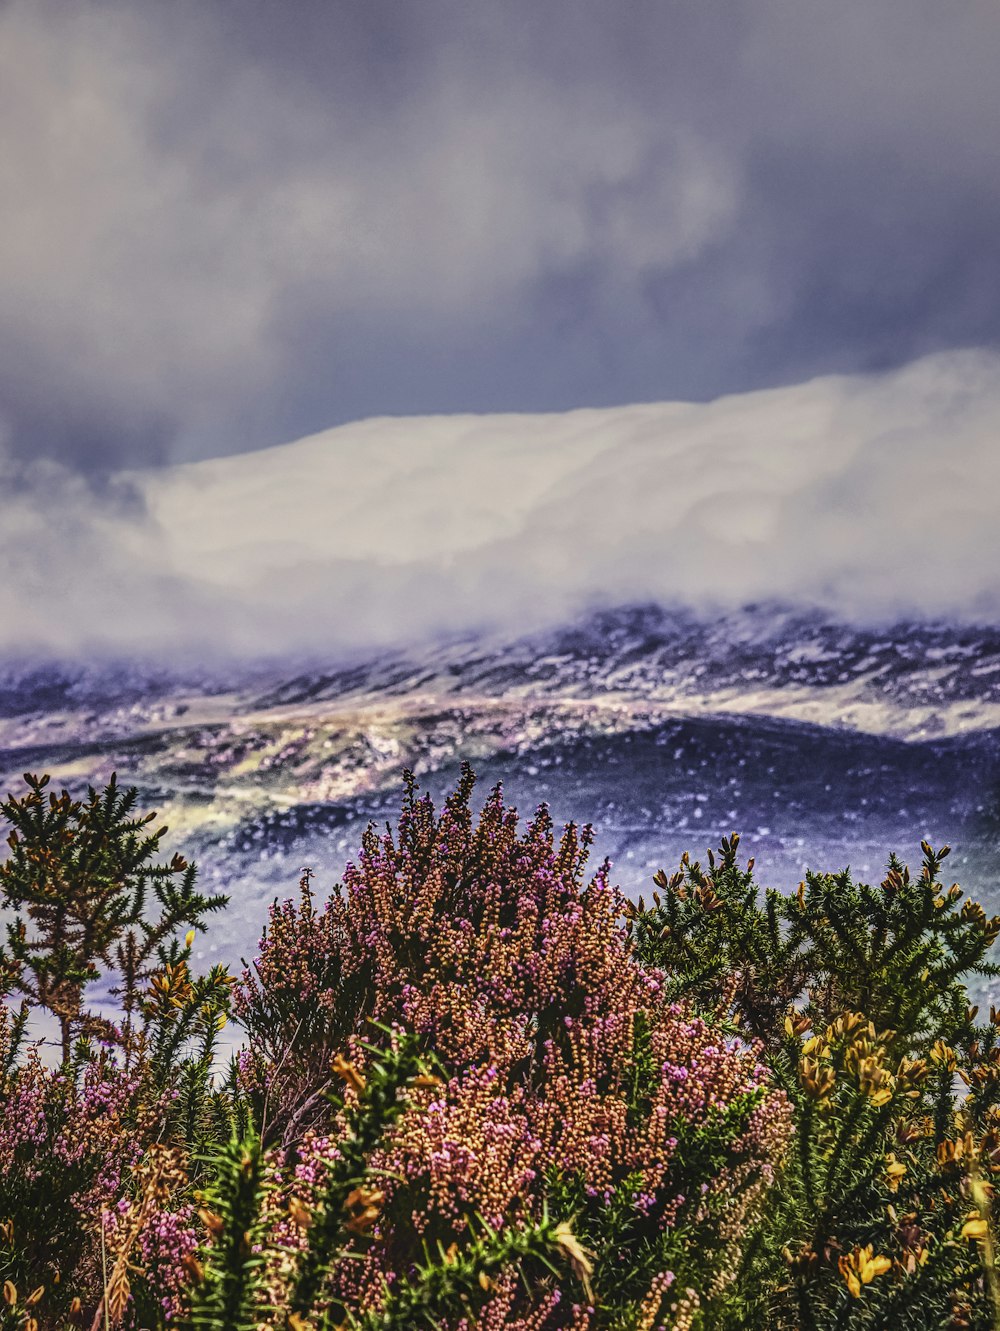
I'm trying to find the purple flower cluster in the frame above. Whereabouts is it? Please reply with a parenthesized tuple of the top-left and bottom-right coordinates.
(0, 1049, 142, 1207)
(0, 1012, 193, 1323)
(136, 1206, 200, 1320)
(240, 772, 792, 1325)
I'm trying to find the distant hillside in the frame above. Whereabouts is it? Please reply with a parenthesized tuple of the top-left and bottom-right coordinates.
(1, 603, 998, 974)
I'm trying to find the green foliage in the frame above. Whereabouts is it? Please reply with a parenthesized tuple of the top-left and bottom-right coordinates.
(186, 1029, 594, 1331)
(0, 772, 227, 1061)
(289, 1029, 442, 1320)
(182, 1128, 272, 1331)
(633, 835, 1000, 1329)
(357, 1208, 581, 1331)
(1, 1217, 47, 1331)
(3, 769, 1000, 1330)
(140, 946, 243, 1159)
(632, 835, 999, 1048)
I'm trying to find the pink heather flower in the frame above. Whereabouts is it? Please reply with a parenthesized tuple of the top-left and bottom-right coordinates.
(234, 770, 791, 1326)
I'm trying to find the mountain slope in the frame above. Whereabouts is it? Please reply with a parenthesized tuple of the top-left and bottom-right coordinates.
(1, 604, 998, 972)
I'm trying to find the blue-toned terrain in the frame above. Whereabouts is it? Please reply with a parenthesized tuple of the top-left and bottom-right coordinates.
(1, 603, 998, 978)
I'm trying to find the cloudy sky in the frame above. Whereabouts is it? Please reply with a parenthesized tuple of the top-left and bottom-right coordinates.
(3, 0, 1000, 657)
(3, 0, 1000, 474)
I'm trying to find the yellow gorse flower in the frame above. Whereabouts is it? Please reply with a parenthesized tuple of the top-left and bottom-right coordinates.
(838, 1245, 891, 1298)
(884, 1153, 907, 1192)
(826, 1012, 869, 1042)
(929, 1039, 958, 1072)
(784, 1009, 811, 1039)
(551, 1221, 595, 1304)
(148, 959, 195, 1013)
(851, 1052, 894, 1104)
(331, 1054, 367, 1098)
(798, 1055, 835, 1100)
(961, 1213, 989, 1241)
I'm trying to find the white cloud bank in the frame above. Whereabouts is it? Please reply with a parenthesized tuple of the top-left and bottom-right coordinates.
(2, 349, 999, 659)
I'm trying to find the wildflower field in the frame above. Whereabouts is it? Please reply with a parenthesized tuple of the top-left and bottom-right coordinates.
(1, 766, 999, 1331)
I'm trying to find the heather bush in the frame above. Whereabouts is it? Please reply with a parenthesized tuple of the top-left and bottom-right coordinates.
(0, 946, 234, 1328)
(185, 1034, 596, 1331)
(232, 767, 792, 1327)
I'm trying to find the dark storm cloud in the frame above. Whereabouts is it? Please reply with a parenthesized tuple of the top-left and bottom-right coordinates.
(1, 0, 999, 473)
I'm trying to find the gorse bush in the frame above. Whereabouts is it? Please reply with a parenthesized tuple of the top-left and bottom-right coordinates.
(0, 767, 997, 1329)
(0, 773, 227, 1062)
(632, 835, 1000, 1329)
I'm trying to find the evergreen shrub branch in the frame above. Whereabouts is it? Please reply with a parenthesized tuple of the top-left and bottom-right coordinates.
(634, 833, 1000, 1329)
(182, 1129, 272, 1331)
(289, 1028, 443, 1319)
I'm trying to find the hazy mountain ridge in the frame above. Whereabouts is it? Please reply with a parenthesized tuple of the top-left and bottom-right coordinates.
(3, 603, 999, 739)
(251, 603, 1000, 735)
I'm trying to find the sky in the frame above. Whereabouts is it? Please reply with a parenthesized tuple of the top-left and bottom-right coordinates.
(2, 0, 1000, 476)
(2, 0, 1000, 657)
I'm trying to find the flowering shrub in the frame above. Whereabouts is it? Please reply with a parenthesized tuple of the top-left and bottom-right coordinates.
(1, 768, 998, 1330)
(234, 767, 792, 1326)
(0, 989, 229, 1330)
(0, 1016, 180, 1328)
(634, 835, 1000, 1329)
(0, 771, 232, 1330)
